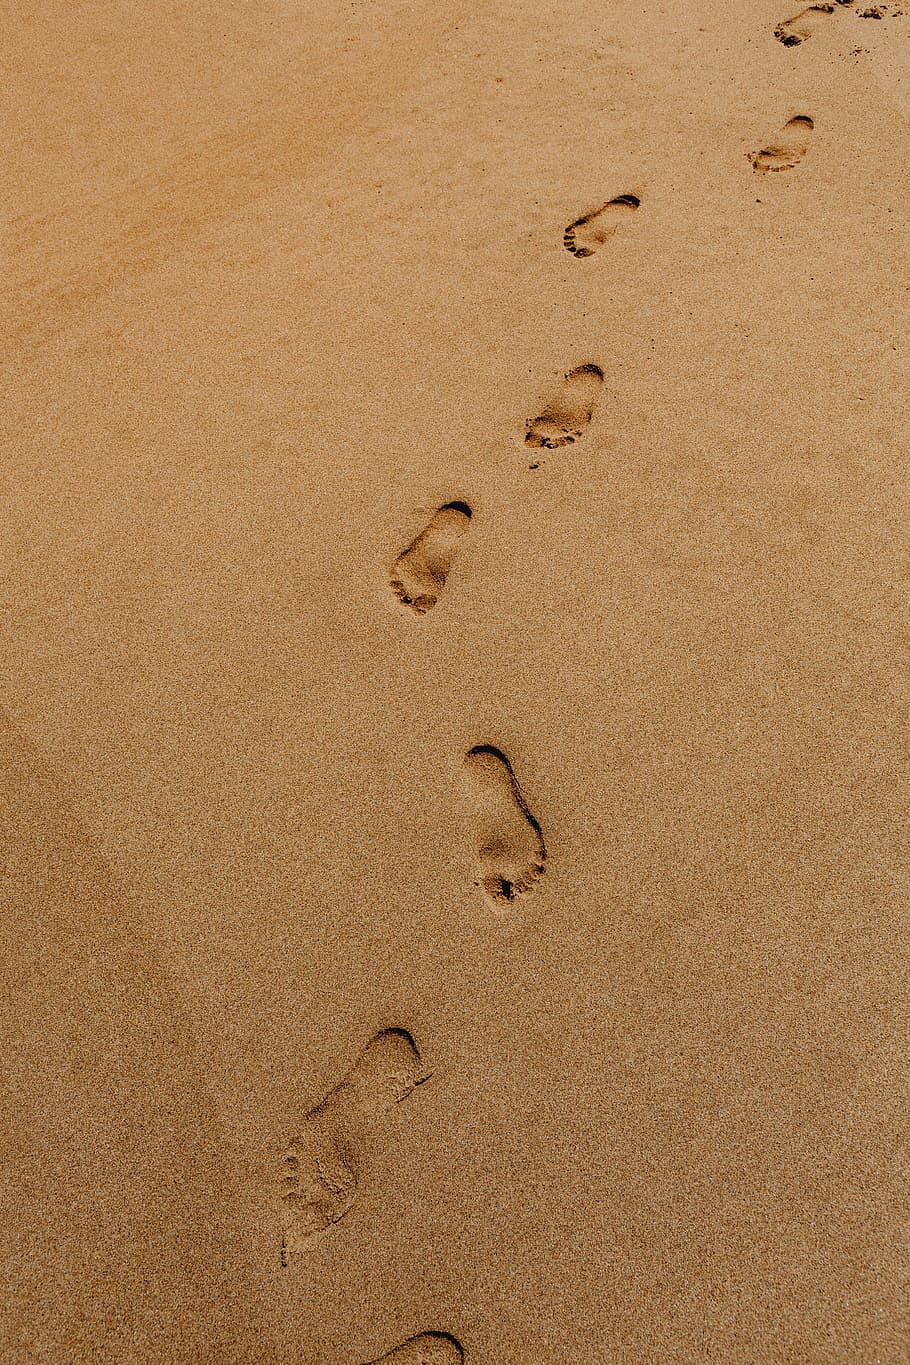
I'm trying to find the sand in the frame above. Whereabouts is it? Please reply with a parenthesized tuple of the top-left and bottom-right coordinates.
(1, 1, 908, 1361)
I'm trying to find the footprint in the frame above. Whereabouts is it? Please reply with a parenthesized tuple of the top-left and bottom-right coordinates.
(463, 745, 546, 908)
(390, 502, 472, 615)
(280, 1029, 429, 1261)
(563, 194, 640, 258)
(749, 116, 814, 174)
(525, 364, 603, 450)
(363, 1333, 464, 1364)
(774, 4, 835, 44)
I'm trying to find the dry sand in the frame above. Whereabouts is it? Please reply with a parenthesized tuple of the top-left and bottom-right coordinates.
(2, 1, 909, 1361)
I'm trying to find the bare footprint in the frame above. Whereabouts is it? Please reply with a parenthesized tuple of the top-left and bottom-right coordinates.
(563, 194, 640, 257)
(749, 116, 814, 173)
(280, 1029, 429, 1261)
(525, 364, 603, 450)
(463, 745, 546, 908)
(774, 4, 835, 43)
(390, 502, 472, 615)
(364, 1333, 464, 1365)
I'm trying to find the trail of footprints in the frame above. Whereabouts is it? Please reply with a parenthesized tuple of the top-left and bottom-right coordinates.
(774, 0, 903, 43)
(275, 8, 882, 1357)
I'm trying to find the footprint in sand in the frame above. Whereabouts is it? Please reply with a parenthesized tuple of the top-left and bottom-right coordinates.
(279, 1029, 429, 1261)
(390, 502, 472, 615)
(563, 194, 640, 258)
(749, 116, 814, 173)
(363, 1332, 464, 1364)
(774, 4, 836, 43)
(463, 746, 546, 909)
(525, 364, 603, 450)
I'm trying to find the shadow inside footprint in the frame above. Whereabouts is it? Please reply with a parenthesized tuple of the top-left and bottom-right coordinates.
(774, 3, 835, 44)
(750, 115, 814, 173)
(363, 1332, 464, 1364)
(463, 745, 547, 910)
(390, 502, 472, 615)
(280, 1029, 429, 1261)
(525, 364, 603, 450)
(563, 194, 640, 257)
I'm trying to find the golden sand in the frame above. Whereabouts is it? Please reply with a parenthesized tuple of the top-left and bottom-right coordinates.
(2, 1, 908, 1360)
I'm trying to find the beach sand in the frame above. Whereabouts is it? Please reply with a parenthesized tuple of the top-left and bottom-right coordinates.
(1, 1, 908, 1361)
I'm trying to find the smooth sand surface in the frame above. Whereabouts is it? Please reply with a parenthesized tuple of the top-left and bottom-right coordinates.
(2, 1, 909, 1361)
